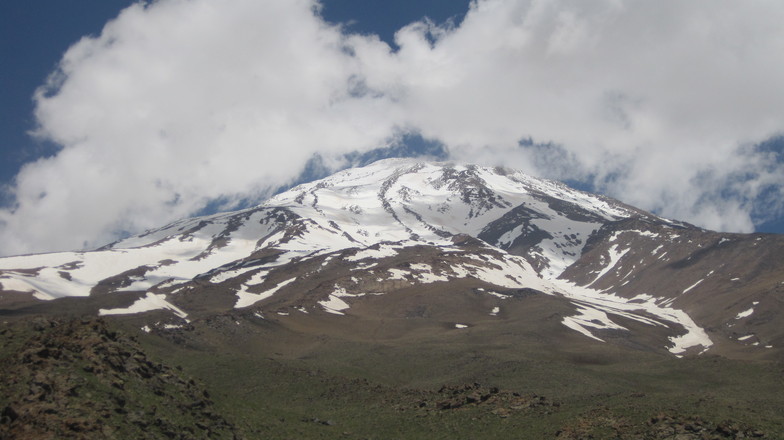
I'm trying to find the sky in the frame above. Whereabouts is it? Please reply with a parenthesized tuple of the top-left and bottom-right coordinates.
(1, 0, 783, 257)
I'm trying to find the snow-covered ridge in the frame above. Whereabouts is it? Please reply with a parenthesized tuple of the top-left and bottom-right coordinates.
(269, 159, 635, 236)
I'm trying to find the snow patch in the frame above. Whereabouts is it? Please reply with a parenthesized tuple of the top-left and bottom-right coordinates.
(318, 285, 382, 315)
(409, 263, 431, 271)
(561, 304, 627, 343)
(0, 276, 41, 297)
(320, 295, 350, 315)
(549, 279, 712, 355)
(99, 292, 188, 320)
(497, 224, 527, 248)
(666, 310, 713, 356)
(682, 279, 703, 294)
(414, 268, 450, 283)
(235, 277, 296, 309)
(589, 244, 629, 286)
(346, 245, 398, 262)
(634, 230, 659, 238)
(486, 291, 512, 299)
(387, 269, 409, 281)
(351, 262, 378, 271)
(735, 306, 755, 320)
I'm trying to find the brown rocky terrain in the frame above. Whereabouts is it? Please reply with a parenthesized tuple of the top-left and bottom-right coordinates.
(0, 317, 240, 440)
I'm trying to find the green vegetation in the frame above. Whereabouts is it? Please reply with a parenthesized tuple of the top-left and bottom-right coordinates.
(1, 314, 782, 439)
(142, 315, 783, 439)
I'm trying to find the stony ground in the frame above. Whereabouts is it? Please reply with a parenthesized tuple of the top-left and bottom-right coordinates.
(0, 317, 240, 440)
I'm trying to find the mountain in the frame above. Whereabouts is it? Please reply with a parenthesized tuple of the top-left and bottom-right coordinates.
(3, 158, 784, 439)
(1, 158, 782, 359)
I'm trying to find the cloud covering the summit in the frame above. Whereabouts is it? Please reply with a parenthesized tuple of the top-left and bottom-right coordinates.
(2, 0, 784, 255)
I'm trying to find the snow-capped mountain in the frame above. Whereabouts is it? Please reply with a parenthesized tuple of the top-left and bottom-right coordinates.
(1, 159, 782, 358)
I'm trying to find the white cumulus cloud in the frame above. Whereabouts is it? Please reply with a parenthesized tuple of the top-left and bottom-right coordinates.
(353, 0, 784, 230)
(1, 0, 784, 256)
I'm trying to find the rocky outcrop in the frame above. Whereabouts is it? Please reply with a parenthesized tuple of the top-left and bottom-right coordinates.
(0, 317, 240, 440)
(555, 409, 768, 440)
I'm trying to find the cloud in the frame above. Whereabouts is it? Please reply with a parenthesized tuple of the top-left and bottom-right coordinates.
(2, 0, 784, 256)
(1, 0, 400, 255)
(352, 0, 784, 230)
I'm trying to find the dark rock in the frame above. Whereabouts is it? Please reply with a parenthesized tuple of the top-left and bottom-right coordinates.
(465, 393, 480, 404)
(717, 420, 739, 435)
(436, 400, 453, 410)
(1, 406, 18, 424)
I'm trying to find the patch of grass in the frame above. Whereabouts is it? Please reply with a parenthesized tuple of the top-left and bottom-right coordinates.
(134, 316, 784, 439)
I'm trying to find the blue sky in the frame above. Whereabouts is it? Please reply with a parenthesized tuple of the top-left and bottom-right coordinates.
(2, 1, 135, 186)
(0, 0, 467, 185)
(1, 0, 783, 256)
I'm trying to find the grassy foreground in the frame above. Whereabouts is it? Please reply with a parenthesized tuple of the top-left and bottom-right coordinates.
(1, 314, 782, 439)
(139, 313, 783, 440)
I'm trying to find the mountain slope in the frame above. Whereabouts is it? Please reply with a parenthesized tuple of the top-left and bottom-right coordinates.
(1, 158, 782, 359)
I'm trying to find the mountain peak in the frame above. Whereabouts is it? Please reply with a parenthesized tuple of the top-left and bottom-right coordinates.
(1, 160, 782, 359)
